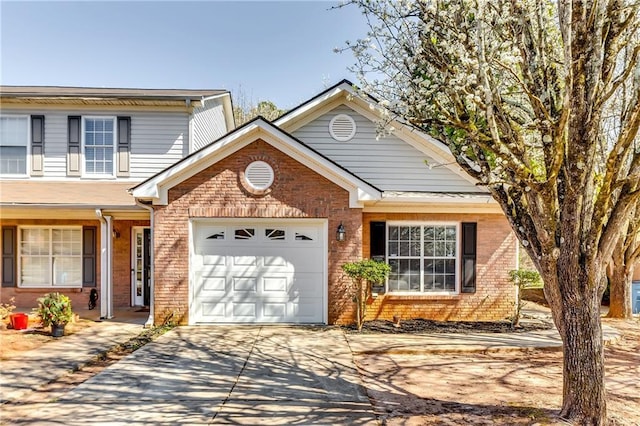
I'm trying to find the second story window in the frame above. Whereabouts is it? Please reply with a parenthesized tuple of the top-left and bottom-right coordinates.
(0, 115, 28, 175)
(83, 117, 115, 176)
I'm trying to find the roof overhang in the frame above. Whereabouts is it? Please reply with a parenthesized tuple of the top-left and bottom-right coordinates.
(362, 191, 502, 214)
(131, 118, 382, 207)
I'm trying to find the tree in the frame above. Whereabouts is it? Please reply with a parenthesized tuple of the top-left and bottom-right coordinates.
(607, 199, 640, 318)
(232, 87, 286, 125)
(342, 259, 391, 331)
(342, 0, 640, 423)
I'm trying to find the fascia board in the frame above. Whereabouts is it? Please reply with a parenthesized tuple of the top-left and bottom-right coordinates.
(274, 85, 347, 128)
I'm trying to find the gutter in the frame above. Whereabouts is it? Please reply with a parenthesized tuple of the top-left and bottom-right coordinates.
(95, 209, 113, 319)
(135, 200, 155, 329)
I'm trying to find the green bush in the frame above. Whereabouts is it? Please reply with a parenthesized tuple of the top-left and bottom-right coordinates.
(35, 292, 74, 327)
(342, 259, 391, 331)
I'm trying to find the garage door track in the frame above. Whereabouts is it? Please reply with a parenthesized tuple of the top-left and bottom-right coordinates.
(4, 326, 376, 425)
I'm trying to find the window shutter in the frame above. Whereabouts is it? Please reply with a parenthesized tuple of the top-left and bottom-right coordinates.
(31, 115, 45, 176)
(370, 221, 386, 261)
(116, 117, 130, 177)
(82, 226, 97, 288)
(461, 222, 477, 293)
(67, 116, 81, 176)
(2, 226, 17, 287)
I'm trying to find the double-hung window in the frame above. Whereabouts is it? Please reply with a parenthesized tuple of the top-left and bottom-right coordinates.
(83, 117, 115, 176)
(19, 227, 82, 288)
(387, 223, 459, 293)
(0, 115, 29, 175)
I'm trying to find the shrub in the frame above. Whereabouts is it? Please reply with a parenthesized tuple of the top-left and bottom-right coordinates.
(35, 292, 74, 327)
(509, 269, 543, 327)
(342, 259, 391, 331)
(0, 297, 16, 321)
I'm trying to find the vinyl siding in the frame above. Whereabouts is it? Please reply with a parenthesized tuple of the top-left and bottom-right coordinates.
(292, 105, 479, 192)
(191, 98, 228, 152)
(1, 108, 189, 180)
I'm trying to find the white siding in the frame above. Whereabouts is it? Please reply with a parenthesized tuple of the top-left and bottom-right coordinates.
(191, 98, 228, 152)
(1, 108, 189, 180)
(292, 105, 479, 192)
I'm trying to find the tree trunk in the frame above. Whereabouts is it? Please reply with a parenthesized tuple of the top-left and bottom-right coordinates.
(607, 262, 633, 318)
(544, 264, 607, 425)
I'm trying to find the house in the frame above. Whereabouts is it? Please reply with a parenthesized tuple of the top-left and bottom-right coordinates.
(0, 86, 234, 325)
(131, 80, 519, 325)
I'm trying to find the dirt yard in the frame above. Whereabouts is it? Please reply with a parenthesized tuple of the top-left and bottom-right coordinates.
(0, 315, 96, 360)
(355, 317, 640, 425)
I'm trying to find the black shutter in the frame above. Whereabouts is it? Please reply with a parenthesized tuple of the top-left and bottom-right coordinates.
(116, 116, 130, 177)
(461, 222, 477, 293)
(82, 226, 97, 288)
(370, 221, 386, 261)
(31, 115, 45, 176)
(2, 226, 17, 287)
(67, 116, 81, 176)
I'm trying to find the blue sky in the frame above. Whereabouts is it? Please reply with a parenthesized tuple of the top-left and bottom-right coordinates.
(0, 1, 370, 109)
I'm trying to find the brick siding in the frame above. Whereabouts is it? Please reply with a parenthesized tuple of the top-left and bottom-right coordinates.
(152, 139, 362, 325)
(362, 213, 518, 322)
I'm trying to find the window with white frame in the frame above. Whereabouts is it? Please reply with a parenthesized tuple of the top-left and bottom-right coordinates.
(387, 224, 458, 293)
(84, 117, 115, 175)
(0, 115, 28, 175)
(19, 227, 82, 287)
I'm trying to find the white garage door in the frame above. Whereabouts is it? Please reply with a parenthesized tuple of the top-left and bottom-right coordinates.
(190, 220, 327, 324)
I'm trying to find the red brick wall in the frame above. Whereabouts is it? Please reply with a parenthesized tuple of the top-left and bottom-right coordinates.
(153, 139, 362, 325)
(362, 213, 517, 322)
(0, 219, 102, 311)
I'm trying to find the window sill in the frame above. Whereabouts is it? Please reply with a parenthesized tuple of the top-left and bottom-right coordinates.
(382, 293, 462, 301)
(14, 287, 84, 292)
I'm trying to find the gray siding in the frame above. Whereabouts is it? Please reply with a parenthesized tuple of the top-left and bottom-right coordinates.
(191, 98, 228, 152)
(1, 108, 189, 180)
(292, 105, 479, 192)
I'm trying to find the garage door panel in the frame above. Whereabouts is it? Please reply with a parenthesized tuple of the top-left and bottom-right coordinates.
(192, 221, 325, 324)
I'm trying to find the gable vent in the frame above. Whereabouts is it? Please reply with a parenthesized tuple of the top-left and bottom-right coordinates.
(329, 114, 356, 142)
(245, 161, 274, 190)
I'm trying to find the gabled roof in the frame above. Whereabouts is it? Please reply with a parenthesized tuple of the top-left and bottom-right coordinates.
(131, 116, 382, 207)
(274, 79, 480, 188)
(0, 85, 230, 109)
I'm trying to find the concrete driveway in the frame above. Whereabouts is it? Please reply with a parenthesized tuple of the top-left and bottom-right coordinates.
(3, 326, 377, 425)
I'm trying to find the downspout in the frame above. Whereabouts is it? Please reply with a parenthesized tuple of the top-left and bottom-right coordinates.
(95, 209, 113, 319)
(135, 200, 155, 328)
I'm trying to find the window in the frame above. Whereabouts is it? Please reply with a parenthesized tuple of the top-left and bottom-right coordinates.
(84, 117, 115, 176)
(234, 228, 255, 240)
(0, 115, 28, 175)
(387, 224, 458, 293)
(19, 227, 82, 288)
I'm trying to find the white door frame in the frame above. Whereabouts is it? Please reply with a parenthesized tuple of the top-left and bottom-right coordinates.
(131, 226, 150, 306)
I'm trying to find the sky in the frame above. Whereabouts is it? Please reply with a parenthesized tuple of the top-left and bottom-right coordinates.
(0, 1, 371, 110)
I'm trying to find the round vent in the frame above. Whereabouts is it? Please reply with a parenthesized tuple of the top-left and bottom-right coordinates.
(329, 114, 356, 141)
(244, 161, 274, 190)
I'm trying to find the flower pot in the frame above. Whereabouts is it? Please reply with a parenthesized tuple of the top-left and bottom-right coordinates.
(51, 323, 66, 338)
(10, 313, 29, 330)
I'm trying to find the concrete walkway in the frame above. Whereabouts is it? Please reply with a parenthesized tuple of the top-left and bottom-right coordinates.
(0, 310, 146, 404)
(0, 317, 623, 425)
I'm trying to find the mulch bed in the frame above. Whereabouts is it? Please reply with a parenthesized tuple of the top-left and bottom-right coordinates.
(343, 318, 554, 334)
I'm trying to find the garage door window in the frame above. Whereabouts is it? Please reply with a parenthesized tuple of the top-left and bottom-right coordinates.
(234, 228, 255, 240)
(265, 229, 286, 240)
(387, 224, 458, 293)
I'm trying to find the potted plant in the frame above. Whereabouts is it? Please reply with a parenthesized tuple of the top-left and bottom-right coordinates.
(34, 292, 74, 337)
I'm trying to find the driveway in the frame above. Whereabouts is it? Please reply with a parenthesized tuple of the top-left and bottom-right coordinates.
(3, 326, 376, 425)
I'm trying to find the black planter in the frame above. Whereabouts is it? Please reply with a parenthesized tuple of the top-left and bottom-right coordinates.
(51, 323, 65, 338)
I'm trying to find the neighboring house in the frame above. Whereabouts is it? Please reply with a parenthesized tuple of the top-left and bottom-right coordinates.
(131, 80, 519, 325)
(0, 86, 234, 325)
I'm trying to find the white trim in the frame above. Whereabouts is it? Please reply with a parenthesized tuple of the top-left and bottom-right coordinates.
(0, 114, 31, 178)
(17, 225, 83, 289)
(81, 116, 117, 178)
(132, 119, 381, 207)
(385, 221, 461, 295)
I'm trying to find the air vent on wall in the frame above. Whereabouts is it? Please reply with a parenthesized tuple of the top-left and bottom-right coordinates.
(244, 161, 274, 190)
(329, 114, 356, 141)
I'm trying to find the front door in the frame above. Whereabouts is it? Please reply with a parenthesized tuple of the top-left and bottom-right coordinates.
(132, 227, 151, 307)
